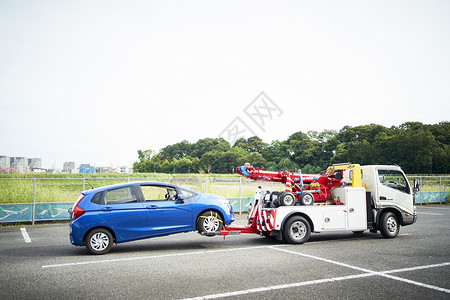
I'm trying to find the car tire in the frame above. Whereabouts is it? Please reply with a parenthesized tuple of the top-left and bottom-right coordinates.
(197, 211, 223, 235)
(379, 212, 400, 238)
(299, 192, 314, 205)
(280, 192, 296, 206)
(86, 228, 114, 255)
(283, 216, 311, 244)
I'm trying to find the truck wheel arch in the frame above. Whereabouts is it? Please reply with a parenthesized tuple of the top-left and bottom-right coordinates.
(376, 208, 403, 228)
(280, 212, 314, 233)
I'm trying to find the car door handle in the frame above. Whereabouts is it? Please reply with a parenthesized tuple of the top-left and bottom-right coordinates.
(146, 205, 158, 209)
(101, 207, 113, 211)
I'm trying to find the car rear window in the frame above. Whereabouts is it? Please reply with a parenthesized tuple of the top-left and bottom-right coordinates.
(90, 192, 104, 205)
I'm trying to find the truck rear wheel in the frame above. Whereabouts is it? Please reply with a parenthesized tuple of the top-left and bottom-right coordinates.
(280, 192, 296, 206)
(283, 216, 311, 244)
(299, 192, 314, 205)
(379, 212, 399, 238)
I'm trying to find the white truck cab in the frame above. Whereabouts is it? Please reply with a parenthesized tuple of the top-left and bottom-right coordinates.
(361, 165, 416, 228)
(246, 164, 417, 244)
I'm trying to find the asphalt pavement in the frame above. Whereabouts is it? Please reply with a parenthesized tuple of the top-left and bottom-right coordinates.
(0, 205, 449, 299)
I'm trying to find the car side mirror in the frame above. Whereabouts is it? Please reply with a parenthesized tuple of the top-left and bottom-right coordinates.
(175, 194, 185, 204)
(413, 179, 420, 193)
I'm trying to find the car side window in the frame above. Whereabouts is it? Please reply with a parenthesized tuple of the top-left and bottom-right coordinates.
(179, 188, 197, 199)
(105, 187, 138, 204)
(378, 169, 410, 194)
(141, 186, 177, 201)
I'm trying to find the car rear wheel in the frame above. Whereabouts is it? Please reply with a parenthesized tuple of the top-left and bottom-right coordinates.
(86, 228, 114, 255)
(197, 211, 223, 235)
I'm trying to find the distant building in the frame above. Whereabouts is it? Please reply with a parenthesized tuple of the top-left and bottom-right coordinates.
(11, 157, 28, 168)
(63, 162, 76, 172)
(116, 166, 133, 174)
(10, 157, 29, 173)
(28, 158, 42, 168)
(0, 155, 10, 168)
(96, 166, 114, 173)
(0, 155, 11, 173)
(79, 164, 95, 174)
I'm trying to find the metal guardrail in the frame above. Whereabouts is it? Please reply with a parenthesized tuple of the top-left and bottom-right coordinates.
(0, 175, 448, 223)
(0, 192, 447, 223)
(0, 198, 254, 223)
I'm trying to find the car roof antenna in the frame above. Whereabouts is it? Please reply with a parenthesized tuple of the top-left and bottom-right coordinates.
(86, 180, 95, 189)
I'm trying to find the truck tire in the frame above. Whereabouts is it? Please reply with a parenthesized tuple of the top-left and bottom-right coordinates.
(280, 192, 296, 206)
(299, 192, 314, 206)
(197, 211, 223, 235)
(379, 212, 399, 238)
(283, 216, 311, 244)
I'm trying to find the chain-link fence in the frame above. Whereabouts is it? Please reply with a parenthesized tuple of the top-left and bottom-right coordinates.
(0, 175, 448, 223)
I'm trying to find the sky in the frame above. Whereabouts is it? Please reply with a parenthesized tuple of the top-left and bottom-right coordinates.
(1, 0, 449, 169)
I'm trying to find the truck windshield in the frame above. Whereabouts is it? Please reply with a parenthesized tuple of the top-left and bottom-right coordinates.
(378, 169, 410, 194)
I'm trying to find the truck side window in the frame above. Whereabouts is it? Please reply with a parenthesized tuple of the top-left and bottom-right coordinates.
(378, 170, 410, 194)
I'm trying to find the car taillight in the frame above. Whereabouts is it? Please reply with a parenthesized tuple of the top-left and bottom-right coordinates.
(71, 195, 86, 221)
(72, 205, 86, 221)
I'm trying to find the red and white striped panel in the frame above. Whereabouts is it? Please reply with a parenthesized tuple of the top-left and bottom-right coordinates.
(257, 207, 275, 232)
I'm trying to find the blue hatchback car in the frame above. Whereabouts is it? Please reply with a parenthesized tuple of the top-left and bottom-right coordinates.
(69, 181, 235, 254)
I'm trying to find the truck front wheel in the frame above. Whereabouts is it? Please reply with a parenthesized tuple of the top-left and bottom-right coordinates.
(283, 216, 311, 244)
(379, 212, 399, 238)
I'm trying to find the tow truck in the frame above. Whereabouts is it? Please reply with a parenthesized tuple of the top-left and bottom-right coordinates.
(213, 163, 418, 244)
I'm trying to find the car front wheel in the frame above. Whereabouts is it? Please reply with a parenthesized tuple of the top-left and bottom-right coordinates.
(86, 228, 114, 255)
(197, 211, 223, 235)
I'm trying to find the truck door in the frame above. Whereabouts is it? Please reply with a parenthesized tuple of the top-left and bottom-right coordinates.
(376, 168, 413, 211)
(345, 187, 367, 229)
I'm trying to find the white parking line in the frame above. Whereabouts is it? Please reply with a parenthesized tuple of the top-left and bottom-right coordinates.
(417, 206, 449, 210)
(43, 242, 450, 297)
(418, 212, 444, 216)
(183, 273, 374, 300)
(20, 227, 31, 243)
(41, 245, 282, 269)
(271, 247, 450, 294)
(181, 247, 450, 299)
